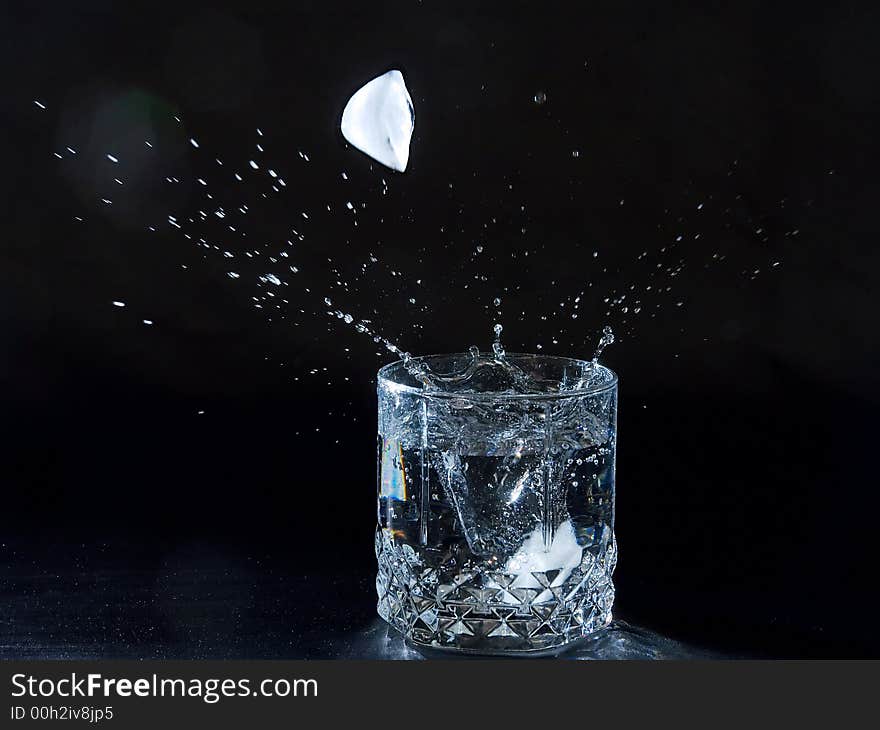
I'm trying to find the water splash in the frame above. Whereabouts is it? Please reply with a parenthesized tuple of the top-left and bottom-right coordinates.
(593, 325, 615, 363)
(492, 323, 505, 358)
(397, 325, 602, 397)
(32, 87, 789, 388)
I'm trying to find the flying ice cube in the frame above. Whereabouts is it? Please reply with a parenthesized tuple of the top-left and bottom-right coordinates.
(340, 69, 414, 172)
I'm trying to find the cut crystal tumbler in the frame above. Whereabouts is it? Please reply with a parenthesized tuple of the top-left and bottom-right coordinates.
(376, 353, 618, 654)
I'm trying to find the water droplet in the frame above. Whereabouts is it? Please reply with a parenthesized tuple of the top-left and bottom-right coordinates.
(593, 326, 615, 363)
(492, 323, 505, 358)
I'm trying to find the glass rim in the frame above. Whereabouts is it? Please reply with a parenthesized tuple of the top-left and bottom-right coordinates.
(377, 352, 618, 401)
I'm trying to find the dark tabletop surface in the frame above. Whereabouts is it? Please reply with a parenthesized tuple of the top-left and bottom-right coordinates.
(0, 539, 781, 661)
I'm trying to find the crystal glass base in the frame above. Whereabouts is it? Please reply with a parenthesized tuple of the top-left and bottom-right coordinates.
(376, 528, 617, 654)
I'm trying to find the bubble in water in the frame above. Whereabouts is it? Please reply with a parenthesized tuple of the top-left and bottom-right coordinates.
(493, 297, 501, 307)
(533, 91, 547, 105)
(571, 150, 580, 158)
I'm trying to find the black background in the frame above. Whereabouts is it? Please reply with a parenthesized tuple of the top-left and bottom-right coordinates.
(1, 1, 878, 658)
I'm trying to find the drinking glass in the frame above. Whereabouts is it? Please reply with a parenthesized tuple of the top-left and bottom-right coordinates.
(376, 353, 618, 654)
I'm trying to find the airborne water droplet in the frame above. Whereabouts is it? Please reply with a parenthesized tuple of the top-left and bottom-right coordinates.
(592, 326, 615, 363)
(492, 323, 505, 358)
